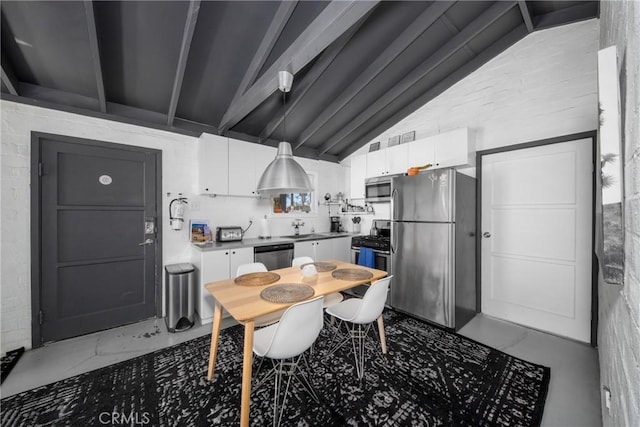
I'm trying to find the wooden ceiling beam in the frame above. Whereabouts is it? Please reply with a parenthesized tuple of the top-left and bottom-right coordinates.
(83, 0, 107, 113)
(1, 53, 19, 96)
(518, 1, 534, 33)
(224, 0, 298, 125)
(167, 0, 201, 126)
(336, 23, 529, 160)
(217, 0, 379, 134)
(533, 2, 598, 30)
(318, 1, 517, 156)
(293, 1, 454, 151)
(258, 13, 364, 144)
(441, 15, 475, 57)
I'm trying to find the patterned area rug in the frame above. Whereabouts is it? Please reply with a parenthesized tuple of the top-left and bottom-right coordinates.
(0, 311, 549, 426)
(1, 347, 25, 384)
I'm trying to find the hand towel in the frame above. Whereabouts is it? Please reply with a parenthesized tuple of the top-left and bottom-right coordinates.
(358, 247, 376, 268)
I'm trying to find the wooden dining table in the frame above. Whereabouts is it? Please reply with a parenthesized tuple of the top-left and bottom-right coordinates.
(205, 259, 388, 427)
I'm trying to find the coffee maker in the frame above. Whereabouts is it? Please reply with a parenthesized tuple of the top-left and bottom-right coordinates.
(330, 216, 341, 232)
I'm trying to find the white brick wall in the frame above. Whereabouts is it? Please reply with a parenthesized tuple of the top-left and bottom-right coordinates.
(347, 19, 599, 160)
(599, 0, 640, 425)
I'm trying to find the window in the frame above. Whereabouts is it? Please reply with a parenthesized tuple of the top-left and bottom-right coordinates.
(272, 192, 313, 213)
(271, 173, 315, 214)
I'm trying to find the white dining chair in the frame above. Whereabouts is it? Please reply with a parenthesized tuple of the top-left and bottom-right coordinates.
(291, 256, 344, 308)
(253, 296, 324, 427)
(325, 275, 392, 379)
(236, 262, 282, 327)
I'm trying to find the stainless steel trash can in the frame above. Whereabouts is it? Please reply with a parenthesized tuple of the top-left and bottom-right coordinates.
(164, 263, 195, 332)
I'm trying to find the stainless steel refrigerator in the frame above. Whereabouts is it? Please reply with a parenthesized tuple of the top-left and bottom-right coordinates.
(390, 169, 476, 330)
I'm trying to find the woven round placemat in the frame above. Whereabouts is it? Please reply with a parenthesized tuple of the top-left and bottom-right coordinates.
(300, 262, 337, 272)
(331, 268, 373, 281)
(260, 283, 315, 304)
(234, 272, 280, 287)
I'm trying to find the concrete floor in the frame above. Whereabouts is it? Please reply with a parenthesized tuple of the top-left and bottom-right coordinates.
(1, 313, 601, 426)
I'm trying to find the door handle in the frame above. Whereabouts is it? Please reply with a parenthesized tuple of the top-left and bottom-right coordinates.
(482, 232, 491, 238)
(138, 238, 154, 246)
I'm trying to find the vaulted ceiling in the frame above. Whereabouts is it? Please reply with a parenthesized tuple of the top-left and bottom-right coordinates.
(1, 1, 598, 162)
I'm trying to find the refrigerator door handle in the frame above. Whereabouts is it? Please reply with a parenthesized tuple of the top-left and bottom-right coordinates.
(391, 222, 398, 254)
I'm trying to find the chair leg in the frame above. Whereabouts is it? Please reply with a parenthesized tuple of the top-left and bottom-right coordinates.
(347, 323, 372, 380)
(376, 315, 387, 354)
(327, 320, 350, 356)
(268, 355, 319, 427)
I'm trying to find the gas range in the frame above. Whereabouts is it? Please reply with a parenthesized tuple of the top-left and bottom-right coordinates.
(351, 235, 391, 252)
(351, 219, 391, 253)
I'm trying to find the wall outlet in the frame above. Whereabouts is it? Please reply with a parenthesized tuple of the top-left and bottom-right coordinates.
(603, 386, 611, 415)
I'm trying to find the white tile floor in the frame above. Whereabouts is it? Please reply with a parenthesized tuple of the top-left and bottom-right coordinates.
(1, 313, 601, 426)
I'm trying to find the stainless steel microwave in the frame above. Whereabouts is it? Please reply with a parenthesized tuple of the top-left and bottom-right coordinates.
(365, 176, 393, 202)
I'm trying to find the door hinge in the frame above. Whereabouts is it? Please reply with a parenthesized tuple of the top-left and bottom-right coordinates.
(39, 310, 44, 325)
(38, 162, 43, 177)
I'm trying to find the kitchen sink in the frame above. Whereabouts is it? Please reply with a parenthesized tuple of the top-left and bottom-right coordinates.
(281, 234, 326, 239)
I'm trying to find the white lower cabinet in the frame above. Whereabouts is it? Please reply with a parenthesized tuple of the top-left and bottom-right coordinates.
(331, 236, 352, 262)
(294, 237, 351, 262)
(293, 241, 314, 259)
(191, 246, 253, 323)
(314, 239, 332, 261)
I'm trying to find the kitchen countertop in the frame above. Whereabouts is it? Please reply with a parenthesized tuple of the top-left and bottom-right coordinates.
(191, 232, 357, 251)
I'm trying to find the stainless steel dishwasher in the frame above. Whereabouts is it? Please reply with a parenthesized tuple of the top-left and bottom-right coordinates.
(254, 243, 294, 270)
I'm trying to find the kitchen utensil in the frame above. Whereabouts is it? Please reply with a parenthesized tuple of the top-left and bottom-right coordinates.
(370, 224, 379, 237)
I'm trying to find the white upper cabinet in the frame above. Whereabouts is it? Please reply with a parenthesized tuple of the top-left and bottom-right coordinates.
(407, 137, 436, 169)
(351, 128, 473, 191)
(365, 144, 408, 177)
(433, 128, 472, 168)
(386, 144, 409, 174)
(228, 139, 257, 196)
(198, 133, 228, 195)
(408, 128, 472, 169)
(366, 149, 386, 177)
(349, 154, 367, 199)
(228, 138, 276, 197)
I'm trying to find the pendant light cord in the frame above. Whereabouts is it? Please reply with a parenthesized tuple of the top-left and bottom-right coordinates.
(282, 90, 287, 142)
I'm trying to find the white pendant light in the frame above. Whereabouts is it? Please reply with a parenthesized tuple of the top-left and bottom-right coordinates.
(256, 71, 312, 195)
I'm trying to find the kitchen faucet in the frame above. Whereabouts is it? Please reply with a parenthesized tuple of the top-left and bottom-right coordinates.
(292, 219, 305, 235)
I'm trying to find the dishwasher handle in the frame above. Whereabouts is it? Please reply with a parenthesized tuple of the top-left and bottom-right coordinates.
(254, 243, 294, 254)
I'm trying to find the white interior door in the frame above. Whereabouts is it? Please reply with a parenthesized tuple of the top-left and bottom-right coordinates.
(481, 139, 592, 343)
